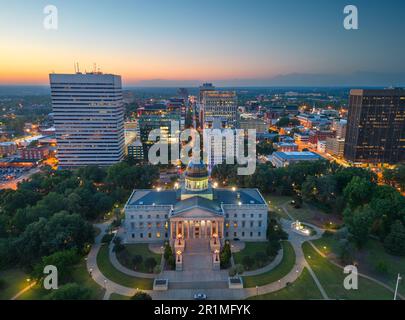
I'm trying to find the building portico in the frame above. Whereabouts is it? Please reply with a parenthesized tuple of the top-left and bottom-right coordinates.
(170, 218, 224, 240)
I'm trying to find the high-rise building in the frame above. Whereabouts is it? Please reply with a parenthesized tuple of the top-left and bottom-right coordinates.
(50, 73, 125, 168)
(326, 137, 345, 159)
(344, 89, 405, 164)
(198, 83, 215, 103)
(201, 91, 238, 128)
(137, 103, 181, 162)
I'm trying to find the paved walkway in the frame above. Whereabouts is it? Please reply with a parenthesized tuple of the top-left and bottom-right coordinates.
(86, 216, 328, 299)
(109, 245, 156, 279)
(243, 248, 283, 276)
(11, 281, 37, 300)
(308, 241, 404, 300)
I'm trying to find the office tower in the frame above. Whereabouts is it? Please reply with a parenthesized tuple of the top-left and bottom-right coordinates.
(201, 91, 238, 129)
(167, 98, 186, 130)
(344, 88, 405, 164)
(198, 83, 215, 103)
(326, 137, 345, 159)
(331, 119, 347, 139)
(50, 72, 125, 168)
(137, 103, 181, 162)
(127, 139, 144, 161)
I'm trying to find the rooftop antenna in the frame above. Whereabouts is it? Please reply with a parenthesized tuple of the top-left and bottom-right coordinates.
(74, 62, 76, 73)
(93, 63, 97, 73)
(76, 62, 80, 74)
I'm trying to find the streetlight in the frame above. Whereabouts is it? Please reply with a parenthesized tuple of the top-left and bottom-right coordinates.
(256, 285, 259, 296)
(394, 274, 402, 300)
(104, 279, 108, 289)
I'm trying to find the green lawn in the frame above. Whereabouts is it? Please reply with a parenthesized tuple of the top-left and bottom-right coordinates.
(303, 242, 393, 300)
(313, 234, 405, 296)
(97, 244, 153, 290)
(264, 194, 291, 219)
(234, 242, 274, 271)
(116, 244, 161, 273)
(242, 241, 295, 288)
(0, 269, 30, 300)
(247, 268, 323, 300)
(17, 259, 105, 300)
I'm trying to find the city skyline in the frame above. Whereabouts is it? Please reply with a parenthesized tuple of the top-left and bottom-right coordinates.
(1, 0, 405, 86)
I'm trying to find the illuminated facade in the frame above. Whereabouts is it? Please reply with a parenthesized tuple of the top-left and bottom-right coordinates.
(201, 91, 238, 128)
(124, 160, 268, 243)
(344, 89, 405, 164)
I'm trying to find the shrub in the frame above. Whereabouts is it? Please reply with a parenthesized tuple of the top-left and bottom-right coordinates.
(220, 242, 232, 269)
(242, 255, 254, 270)
(131, 291, 152, 300)
(101, 233, 114, 244)
(266, 240, 281, 257)
(144, 257, 157, 272)
(132, 255, 143, 270)
(46, 283, 92, 300)
(255, 251, 268, 267)
(153, 265, 162, 274)
(166, 255, 175, 270)
(163, 243, 173, 261)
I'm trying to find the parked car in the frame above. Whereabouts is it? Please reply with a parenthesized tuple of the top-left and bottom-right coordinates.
(193, 293, 207, 300)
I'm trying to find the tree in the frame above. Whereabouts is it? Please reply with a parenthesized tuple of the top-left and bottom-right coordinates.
(343, 177, 374, 209)
(229, 264, 244, 277)
(255, 251, 268, 267)
(220, 242, 232, 269)
(256, 141, 274, 156)
(384, 220, 405, 256)
(32, 249, 80, 283)
(338, 238, 355, 264)
(131, 291, 152, 300)
(15, 212, 94, 266)
(46, 283, 92, 300)
(242, 255, 254, 270)
(132, 255, 143, 270)
(343, 205, 373, 247)
(144, 257, 157, 272)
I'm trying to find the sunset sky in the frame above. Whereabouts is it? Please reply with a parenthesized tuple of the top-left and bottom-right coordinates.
(1, 0, 405, 86)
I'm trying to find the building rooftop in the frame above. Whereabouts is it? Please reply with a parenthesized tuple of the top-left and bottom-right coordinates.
(126, 188, 266, 208)
(272, 151, 322, 160)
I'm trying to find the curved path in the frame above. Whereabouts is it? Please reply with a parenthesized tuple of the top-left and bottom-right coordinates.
(109, 246, 156, 279)
(243, 248, 283, 277)
(308, 241, 404, 300)
(86, 217, 328, 299)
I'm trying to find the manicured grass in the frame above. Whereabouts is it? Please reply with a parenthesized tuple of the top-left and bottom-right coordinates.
(110, 293, 130, 300)
(97, 244, 153, 290)
(264, 194, 291, 219)
(234, 242, 274, 271)
(18, 260, 105, 300)
(247, 268, 323, 300)
(303, 242, 393, 300)
(116, 244, 161, 273)
(0, 269, 30, 300)
(242, 241, 295, 288)
(313, 235, 405, 296)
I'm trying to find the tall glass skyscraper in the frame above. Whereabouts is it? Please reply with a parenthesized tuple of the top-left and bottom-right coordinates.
(344, 88, 405, 164)
(50, 72, 125, 168)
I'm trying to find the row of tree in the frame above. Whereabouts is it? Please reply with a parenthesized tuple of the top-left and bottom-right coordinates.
(212, 160, 405, 256)
(0, 161, 159, 270)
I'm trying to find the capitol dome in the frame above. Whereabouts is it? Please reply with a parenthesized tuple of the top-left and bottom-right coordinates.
(184, 160, 209, 191)
(185, 160, 208, 179)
